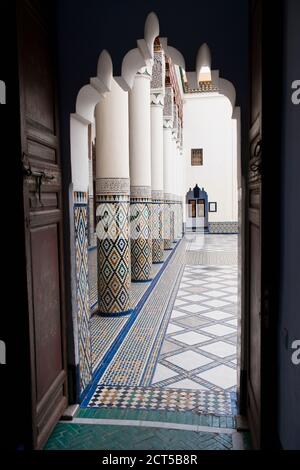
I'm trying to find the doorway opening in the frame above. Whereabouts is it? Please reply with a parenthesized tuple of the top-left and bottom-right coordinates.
(60, 11, 247, 451)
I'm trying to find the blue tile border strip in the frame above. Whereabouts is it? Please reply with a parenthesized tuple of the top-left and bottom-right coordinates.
(80, 241, 181, 405)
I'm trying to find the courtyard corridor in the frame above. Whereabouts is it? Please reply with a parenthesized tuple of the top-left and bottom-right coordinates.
(45, 234, 251, 450)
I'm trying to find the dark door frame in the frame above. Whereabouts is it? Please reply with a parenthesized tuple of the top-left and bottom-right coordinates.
(244, 0, 283, 449)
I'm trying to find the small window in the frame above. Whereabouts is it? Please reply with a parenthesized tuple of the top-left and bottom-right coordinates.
(209, 202, 217, 213)
(191, 149, 203, 166)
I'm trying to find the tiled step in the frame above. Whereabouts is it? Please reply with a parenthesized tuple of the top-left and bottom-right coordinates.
(85, 384, 236, 417)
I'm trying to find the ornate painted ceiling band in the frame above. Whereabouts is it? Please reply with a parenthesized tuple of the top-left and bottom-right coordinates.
(165, 57, 183, 121)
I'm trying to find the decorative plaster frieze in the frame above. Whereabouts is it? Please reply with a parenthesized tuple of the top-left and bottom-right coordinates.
(96, 178, 130, 196)
(130, 185, 152, 199)
(151, 49, 165, 91)
(163, 86, 174, 119)
(151, 189, 164, 201)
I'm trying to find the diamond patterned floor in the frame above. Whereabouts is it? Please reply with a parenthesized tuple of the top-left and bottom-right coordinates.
(89, 248, 174, 372)
(151, 237, 238, 394)
(85, 234, 239, 416)
(88, 385, 233, 415)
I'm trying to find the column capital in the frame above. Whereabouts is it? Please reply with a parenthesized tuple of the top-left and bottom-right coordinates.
(151, 91, 164, 108)
(136, 63, 152, 80)
(163, 118, 173, 129)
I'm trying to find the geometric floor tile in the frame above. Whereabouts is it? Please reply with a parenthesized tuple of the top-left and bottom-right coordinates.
(203, 299, 230, 308)
(160, 340, 182, 355)
(203, 283, 224, 289)
(173, 331, 211, 345)
(200, 324, 236, 337)
(87, 385, 234, 416)
(171, 309, 187, 318)
(152, 364, 178, 383)
(222, 287, 238, 294)
(167, 378, 209, 390)
(180, 304, 209, 314)
(223, 295, 238, 302)
(165, 350, 213, 371)
(167, 323, 184, 334)
(197, 365, 237, 389)
(202, 310, 233, 321)
(87, 234, 239, 421)
(175, 316, 211, 328)
(226, 319, 238, 327)
(204, 290, 227, 298)
(199, 341, 237, 358)
(182, 294, 207, 302)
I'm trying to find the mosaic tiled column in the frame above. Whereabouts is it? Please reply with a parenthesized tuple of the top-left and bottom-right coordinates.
(95, 79, 131, 315)
(129, 65, 153, 281)
(164, 193, 174, 250)
(96, 179, 131, 315)
(151, 42, 165, 263)
(130, 186, 152, 280)
(73, 191, 92, 391)
(151, 190, 164, 263)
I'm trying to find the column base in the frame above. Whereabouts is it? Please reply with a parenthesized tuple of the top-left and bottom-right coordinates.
(96, 189, 131, 316)
(130, 194, 152, 282)
(96, 308, 133, 318)
(164, 240, 174, 250)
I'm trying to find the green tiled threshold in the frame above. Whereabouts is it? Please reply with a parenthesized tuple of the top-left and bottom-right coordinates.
(44, 408, 252, 450)
(77, 407, 236, 429)
(44, 423, 234, 451)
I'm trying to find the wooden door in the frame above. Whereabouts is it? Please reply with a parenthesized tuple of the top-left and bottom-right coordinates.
(197, 199, 205, 218)
(17, 0, 68, 449)
(247, 0, 262, 449)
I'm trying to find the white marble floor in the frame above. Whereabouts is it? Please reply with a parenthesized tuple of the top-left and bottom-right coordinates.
(151, 235, 239, 394)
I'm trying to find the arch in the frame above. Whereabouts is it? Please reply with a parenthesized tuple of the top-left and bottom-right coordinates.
(219, 77, 237, 115)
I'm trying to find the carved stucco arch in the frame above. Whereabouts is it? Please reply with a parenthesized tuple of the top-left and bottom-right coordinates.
(70, 12, 187, 192)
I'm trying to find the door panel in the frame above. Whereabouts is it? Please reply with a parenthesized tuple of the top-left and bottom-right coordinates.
(247, 0, 262, 449)
(31, 225, 63, 402)
(17, 0, 68, 449)
(197, 199, 205, 217)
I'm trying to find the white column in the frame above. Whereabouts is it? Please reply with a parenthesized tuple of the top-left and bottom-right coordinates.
(150, 43, 166, 263)
(163, 124, 174, 249)
(151, 99, 165, 262)
(163, 85, 175, 249)
(95, 78, 131, 315)
(129, 65, 152, 281)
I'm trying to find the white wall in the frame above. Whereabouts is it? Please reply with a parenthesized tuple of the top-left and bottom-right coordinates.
(70, 115, 89, 193)
(183, 93, 238, 222)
